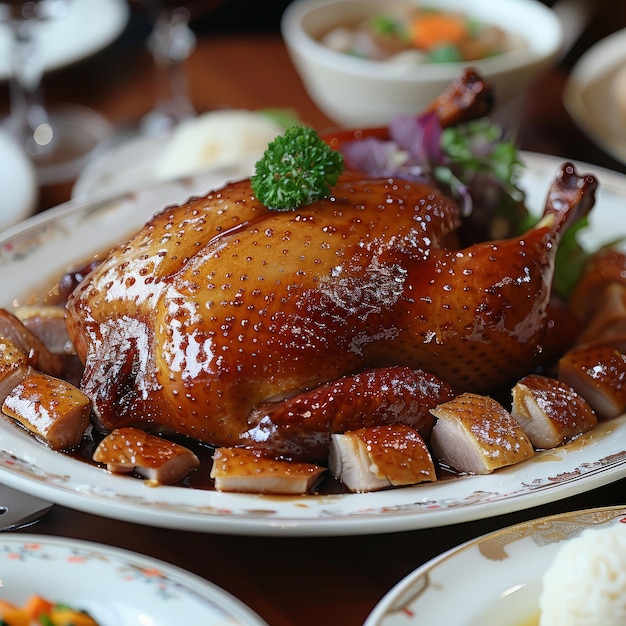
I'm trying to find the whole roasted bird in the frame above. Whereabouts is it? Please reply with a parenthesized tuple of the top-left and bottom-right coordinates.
(64, 74, 598, 461)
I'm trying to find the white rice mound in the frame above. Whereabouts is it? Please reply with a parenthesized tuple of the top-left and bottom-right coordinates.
(539, 523, 626, 625)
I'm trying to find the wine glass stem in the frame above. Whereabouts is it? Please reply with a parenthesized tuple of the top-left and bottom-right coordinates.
(7, 17, 52, 157)
(143, 7, 196, 136)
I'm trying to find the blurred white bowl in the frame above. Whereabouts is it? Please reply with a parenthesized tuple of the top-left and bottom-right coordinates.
(281, 0, 563, 127)
(0, 128, 37, 232)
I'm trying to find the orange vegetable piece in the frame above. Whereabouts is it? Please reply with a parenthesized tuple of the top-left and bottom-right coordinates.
(0, 600, 19, 611)
(23, 594, 54, 620)
(0, 600, 28, 626)
(409, 13, 468, 50)
(0, 595, 99, 625)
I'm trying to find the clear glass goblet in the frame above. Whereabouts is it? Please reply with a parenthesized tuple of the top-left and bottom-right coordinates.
(132, 0, 224, 138)
(1, 0, 113, 185)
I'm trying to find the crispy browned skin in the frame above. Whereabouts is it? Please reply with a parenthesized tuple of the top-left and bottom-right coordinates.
(93, 427, 199, 484)
(558, 344, 626, 420)
(568, 249, 626, 351)
(426, 67, 495, 128)
(244, 366, 455, 461)
(569, 248, 626, 323)
(511, 373, 597, 448)
(65, 164, 596, 453)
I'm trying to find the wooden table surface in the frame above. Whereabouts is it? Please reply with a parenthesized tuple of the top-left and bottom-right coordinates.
(3, 5, 626, 626)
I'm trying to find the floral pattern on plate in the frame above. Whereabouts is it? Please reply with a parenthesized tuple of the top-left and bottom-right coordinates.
(0, 534, 268, 625)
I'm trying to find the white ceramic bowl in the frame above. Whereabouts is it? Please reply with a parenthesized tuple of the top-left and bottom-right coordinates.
(0, 127, 37, 232)
(281, 0, 563, 127)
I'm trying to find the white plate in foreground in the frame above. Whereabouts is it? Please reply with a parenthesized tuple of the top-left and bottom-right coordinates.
(0, 533, 268, 625)
(0, 152, 624, 537)
(364, 505, 626, 626)
(0, 0, 129, 79)
(564, 27, 626, 164)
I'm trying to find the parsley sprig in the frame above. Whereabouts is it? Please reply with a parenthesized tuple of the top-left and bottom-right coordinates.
(251, 126, 344, 211)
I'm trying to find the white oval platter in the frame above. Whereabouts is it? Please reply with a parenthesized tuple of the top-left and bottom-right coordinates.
(0, 152, 624, 537)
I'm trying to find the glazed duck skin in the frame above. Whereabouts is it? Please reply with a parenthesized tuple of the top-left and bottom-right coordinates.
(243, 365, 456, 462)
(66, 175, 460, 446)
(65, 164, 597, 452)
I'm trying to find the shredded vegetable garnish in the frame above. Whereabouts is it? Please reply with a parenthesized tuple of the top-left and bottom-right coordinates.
(339, 111, 527, 242)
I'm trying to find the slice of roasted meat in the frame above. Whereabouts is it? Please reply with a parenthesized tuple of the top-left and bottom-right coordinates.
(242, 366, 455, 462)
(0, 337, 30, 404)
(328, 424, 437, 493)
(210, 447, 324, 495)
(430, 392, 535, 474)
(568, 248, 626, 351)
(13, 305, 71, 355)
(93, 427, 200, 485)
(2, 371, 91, 450)
(0, 308, 67, 378)
(558, 344, 626, 420)
(569, 248, 626, 324)
(511, 374, 597, 448)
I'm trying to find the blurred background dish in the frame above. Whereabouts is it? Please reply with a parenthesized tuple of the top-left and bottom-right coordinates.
(0, 533, 269, 626)
(0, 0, 129, 78)
(281, 0, 563, 127)
(0, 0, 129, 186)
(70, 3, 278, 199)
(71, 108, 287, 199)
(129, 0, 226, 138)
(0, 126, 37, 231)
(564, 27, 626, 164)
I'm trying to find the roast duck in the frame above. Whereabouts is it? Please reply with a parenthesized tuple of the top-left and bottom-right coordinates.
(64, 71, 599, 464)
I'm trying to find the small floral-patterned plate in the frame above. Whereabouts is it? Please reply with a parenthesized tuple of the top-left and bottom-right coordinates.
(364, 506, 626, 626)
(0, 533, 268, 625)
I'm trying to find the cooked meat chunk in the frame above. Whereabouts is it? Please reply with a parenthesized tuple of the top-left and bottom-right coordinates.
(558, 345, 626, 420)
(0, 337, 30, 403)
(430, 392, 534, 474)
(2, 371, 91, 450)
(328, 424, 436, 493)
(210, 447, 324, 495)
(511, 374, 597, 448)
(93, 427, 200, 485)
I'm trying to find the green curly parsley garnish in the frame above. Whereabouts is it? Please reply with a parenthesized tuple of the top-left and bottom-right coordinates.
(251, 126, 344, 211)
